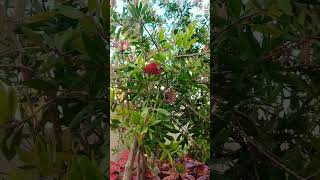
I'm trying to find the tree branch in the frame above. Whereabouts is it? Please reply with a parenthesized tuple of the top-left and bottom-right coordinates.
(142, 23, 160, 51)
(231, 123, 305, 180)
(213, 12, 262, 46)
(123, 138, 138, 180)
(174, 52, 209, 58)
(0, 46, 40, 57)
(0, 64, 33, 72)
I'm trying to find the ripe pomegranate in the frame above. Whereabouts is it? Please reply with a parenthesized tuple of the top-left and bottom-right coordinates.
(144, 62, 162, 77)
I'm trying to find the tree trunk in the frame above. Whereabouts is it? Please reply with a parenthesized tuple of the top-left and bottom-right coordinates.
(123, 138, 138, 180)
(136, 147, 141, 180)
(139, 151, 146, 180)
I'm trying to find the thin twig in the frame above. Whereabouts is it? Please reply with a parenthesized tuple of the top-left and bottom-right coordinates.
(174, 52, 209, 58)
(181, 98, 208, 121)
(0, 65, 33, 71)
(305, 169, 320, 180)
(0, 99, 56, 128)
(142, 22, 160, 51)
(303, 36, 312, 65)
(231, 124, 305, 180)
(213, 12, 262, 45)
(0, 46, 40, 57)
(41, 0, 47, 11)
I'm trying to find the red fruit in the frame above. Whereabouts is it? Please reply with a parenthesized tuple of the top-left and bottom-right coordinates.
(144, 62, 162, 76)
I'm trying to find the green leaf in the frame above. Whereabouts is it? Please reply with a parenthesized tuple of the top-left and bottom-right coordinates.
(110, 88, 115, 103)
(150, 119, 162, 126)
(69, 104, 95, 128)
(21, 27, 44, 44)
(156, 108, 170, 116)
(26, 12, 57, 23)
(1, 126, 23, 160)
(153, 53, 166, 62)
(159, 28, 165, 42)
(229, 0, 242, 17)
(186, 38, 198, 50)
(81, 32, 107, 65)
(165, 135, 174, 141)
(79, 17, 98, 34)
(276, 0, 292, 15)
(267, 5, 283, 18)
(57, 5, 84, 19)
(167, 152, 173, 165)
(0, 81, 17, 123)
(8, 169, 38, 180)
(88, 0, 97, 12)
(54, 28, 78, 51)
(68, 156, 104, 180)
(141, 127, 148, 134)
(252, 24, 282, 37)
(297, 11, 306, 26)
(148, 130, 153, 140)
(131, 111, 142, 125)
(7, 86, 17, 121)
(23, 79, 58, 92)
(141, 107, 149, 117)
(101, 0, 109, 25)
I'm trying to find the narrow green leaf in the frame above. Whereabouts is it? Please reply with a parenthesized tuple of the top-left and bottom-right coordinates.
(229, 0, 242, 17)
(150, 119, 162, 126)
(159, 28, 165, 42)
(57, 5, 84, 19)
(88, 0, 97, 12)
(156, 108, 170, 116)
(69, 105, 94, 128)
(276, 0, 292, 15)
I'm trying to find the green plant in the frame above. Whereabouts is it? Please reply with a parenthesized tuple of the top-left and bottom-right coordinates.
(110, 0, 209, 179)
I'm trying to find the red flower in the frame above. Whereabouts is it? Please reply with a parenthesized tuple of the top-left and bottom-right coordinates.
(113, 40, 129, 52)
(144, 62, 162, 76)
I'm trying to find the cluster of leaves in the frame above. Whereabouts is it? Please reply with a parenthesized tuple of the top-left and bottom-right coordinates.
(213, 0, 320, 179)
(110, 150, 209, 180)
(110, 0, 210, 167)
(1, 0, 109, 179)
(157, 155, 210, 180)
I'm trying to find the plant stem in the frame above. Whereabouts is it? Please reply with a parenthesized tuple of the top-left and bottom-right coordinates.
(123, 138, 138, 180)
(136, 146, 141, 180)
(140, 150, 146, 180)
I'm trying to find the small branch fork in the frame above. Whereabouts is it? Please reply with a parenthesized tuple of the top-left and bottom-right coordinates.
(123, 138, 147, 180)
(231, 123, 305, 180)
(230, 109, 320, 180)
(142, 22, 160, 52)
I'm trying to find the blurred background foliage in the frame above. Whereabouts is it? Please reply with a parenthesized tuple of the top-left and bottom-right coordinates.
(0, 0, 109, 179)
(212, 0, 320, 179)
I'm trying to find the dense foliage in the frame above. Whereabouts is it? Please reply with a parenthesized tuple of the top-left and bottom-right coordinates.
(0, 0, 109, 179)
(110, 0, 210, 179)
(213, 0, 320, 179)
